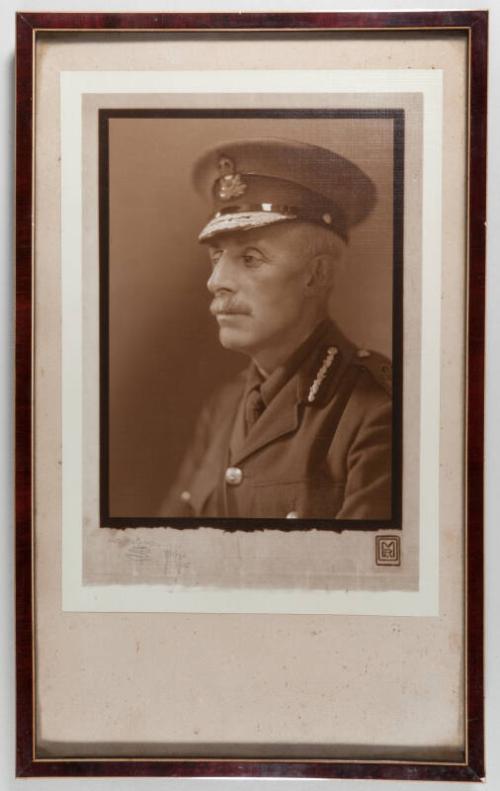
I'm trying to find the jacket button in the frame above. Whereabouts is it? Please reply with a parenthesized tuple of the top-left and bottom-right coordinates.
(286, 511, 299, 519)
(180, 490, 191, 503)
(225, 466, 243, 486)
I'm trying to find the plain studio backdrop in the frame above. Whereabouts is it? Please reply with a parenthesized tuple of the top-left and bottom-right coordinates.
(106, 115, 394, 516)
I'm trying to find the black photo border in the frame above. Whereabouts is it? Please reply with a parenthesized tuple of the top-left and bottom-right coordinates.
(99, 107, 404, 532)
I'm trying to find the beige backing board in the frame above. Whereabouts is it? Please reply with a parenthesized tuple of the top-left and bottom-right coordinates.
(34, 30, 467, 759)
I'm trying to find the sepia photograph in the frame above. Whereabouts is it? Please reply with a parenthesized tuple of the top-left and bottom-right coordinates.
(100, 110, 403, 529)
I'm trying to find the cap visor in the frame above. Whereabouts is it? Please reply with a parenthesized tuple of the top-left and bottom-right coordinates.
(198, 211, 297, 242)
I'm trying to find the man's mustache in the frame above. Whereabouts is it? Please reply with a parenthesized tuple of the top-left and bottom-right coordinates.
(209, 298, 251, 316)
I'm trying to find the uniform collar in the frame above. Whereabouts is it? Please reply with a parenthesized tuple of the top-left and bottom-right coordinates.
(230, 319, 350, 465)
(245, 318, 333, 408)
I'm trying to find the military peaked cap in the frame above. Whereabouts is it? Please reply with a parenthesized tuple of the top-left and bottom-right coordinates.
(192, 137, 376, 243)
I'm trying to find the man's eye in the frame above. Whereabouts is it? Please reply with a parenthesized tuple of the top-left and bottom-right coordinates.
(209, 250, 223, 266)
(242, 253, 263, 267)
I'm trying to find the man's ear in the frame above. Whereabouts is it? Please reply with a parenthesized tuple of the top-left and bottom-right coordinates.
(305, 254, 335, 294)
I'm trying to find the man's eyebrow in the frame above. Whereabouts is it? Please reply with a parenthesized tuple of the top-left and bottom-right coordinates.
(207, 239, 268, 254)
(242, 243, 269, 255)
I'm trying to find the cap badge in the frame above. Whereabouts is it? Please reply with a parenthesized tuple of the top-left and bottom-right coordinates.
(216, 155, 247, 201)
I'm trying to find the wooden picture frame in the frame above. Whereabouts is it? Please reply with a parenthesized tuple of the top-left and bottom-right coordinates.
(15, 10, 487, 781)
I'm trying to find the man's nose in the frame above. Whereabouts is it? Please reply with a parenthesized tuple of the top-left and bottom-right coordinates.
(207, 253, 236, 294)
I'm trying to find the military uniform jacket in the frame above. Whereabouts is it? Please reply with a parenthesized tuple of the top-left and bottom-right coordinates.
(164, 320, 393, 521)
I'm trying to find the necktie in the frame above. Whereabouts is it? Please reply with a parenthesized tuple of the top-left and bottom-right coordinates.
(244, 385, 266, 433)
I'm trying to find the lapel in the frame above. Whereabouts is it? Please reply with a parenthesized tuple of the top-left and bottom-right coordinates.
(231, 374, 301, 464)
(229, 319, 355, 465)
(189, 377, 243, 513)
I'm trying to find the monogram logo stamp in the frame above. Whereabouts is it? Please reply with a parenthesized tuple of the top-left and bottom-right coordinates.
(375, 535, 401, 566)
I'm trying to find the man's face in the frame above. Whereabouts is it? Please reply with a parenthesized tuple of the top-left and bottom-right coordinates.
(206, 223, 315, 370)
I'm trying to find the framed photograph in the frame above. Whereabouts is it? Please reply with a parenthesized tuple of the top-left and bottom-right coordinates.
(15, 10, 487, 781)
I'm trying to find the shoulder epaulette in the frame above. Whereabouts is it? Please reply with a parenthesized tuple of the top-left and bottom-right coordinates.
(353, 348, 392, 396)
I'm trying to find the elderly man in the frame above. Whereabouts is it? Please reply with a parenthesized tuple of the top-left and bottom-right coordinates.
(164, 137, 392, 521)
